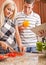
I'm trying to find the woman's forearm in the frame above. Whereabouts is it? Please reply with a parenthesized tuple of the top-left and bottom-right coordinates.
(15, 26, 22, 46)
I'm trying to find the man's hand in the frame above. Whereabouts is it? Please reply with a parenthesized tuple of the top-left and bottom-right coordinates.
(18, 25, 26, 32)
(38, 30, 45, 37)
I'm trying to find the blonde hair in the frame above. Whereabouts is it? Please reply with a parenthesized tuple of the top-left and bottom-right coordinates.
(0, 0, 17, 28)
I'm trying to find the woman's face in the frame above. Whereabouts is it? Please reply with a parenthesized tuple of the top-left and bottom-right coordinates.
(4, 4, 15, 19)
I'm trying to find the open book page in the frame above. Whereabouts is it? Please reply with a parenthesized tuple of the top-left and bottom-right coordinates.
(31, 23, 46, 37)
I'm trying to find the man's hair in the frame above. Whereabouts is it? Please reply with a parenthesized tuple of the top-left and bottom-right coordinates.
(24, 0, 35, 4)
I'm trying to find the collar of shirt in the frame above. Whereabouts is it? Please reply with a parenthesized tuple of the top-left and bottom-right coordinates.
(5, 17, 13, 23)
(21, 11, 33, 17)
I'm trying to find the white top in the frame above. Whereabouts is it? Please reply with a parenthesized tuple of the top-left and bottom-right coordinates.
(15, 11, 41, 47)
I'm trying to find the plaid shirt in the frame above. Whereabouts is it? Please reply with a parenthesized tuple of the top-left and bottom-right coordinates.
(0, 18, 16, 48)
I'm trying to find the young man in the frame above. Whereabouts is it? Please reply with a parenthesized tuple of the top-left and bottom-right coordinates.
(15, 0, 41, 52)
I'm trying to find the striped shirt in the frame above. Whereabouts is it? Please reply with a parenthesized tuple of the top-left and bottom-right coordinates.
(15, 11, 41, 47)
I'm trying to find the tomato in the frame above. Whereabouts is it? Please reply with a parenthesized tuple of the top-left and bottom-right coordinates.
(6, 52, 16, 57)
(6, 52, 24, 57)
(0, 55, 4, 60)
(12, 52, 24, 56)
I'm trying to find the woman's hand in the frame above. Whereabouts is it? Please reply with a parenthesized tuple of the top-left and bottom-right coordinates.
(0, 41, 8, 50)
(18, 44, 26, 53)
(0, 41, 15, 52)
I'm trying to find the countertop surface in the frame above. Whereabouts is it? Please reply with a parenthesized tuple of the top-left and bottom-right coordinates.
(0, 53, 46, 65)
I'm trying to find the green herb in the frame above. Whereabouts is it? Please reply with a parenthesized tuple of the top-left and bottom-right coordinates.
(36, 41, 43, 51)
(42, 42, 46, 50)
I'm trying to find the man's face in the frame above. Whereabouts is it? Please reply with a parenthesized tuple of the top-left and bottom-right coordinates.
(23, 2, 33, 15)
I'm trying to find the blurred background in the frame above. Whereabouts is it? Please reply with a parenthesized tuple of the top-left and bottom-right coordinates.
(0, 0, 46, 23)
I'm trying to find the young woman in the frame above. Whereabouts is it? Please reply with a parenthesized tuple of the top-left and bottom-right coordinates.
(0, 0, 24, 54)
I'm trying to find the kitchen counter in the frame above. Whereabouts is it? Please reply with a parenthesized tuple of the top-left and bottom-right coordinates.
(0, 53, 46, 65)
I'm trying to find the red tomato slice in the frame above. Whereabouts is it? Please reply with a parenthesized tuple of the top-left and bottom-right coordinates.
(6, 52, 24, 57)
(0, 55, 4, 60)
(6, 52, 16, 57)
